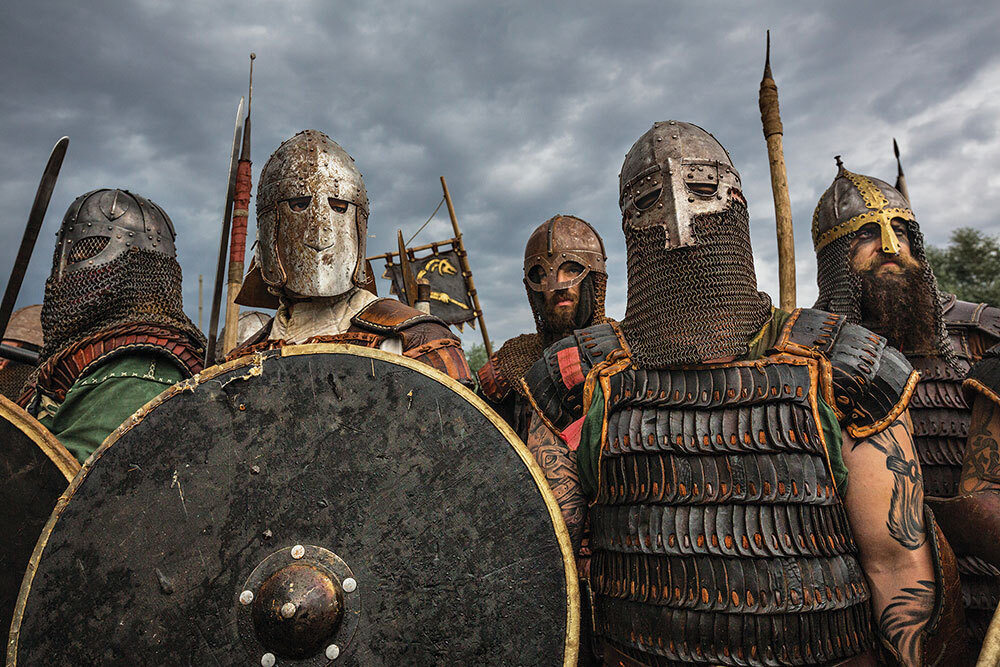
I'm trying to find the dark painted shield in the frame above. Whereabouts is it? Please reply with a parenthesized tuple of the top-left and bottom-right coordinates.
(9, 345, 578, 666)
(0, 395, 78, 639)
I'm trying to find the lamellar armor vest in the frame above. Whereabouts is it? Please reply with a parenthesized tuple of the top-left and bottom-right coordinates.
(914, 295, 1000, 644)
(524, 310, 918, 666)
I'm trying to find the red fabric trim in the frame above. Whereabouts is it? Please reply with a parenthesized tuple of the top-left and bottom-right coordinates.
(560, 416, 584, 451)
(557, 346, 585, 390)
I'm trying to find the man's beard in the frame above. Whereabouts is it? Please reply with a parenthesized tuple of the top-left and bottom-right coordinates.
(542, 290, 579, 335)
(856, 257, 938, 354)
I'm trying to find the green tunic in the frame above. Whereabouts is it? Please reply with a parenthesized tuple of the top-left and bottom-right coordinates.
(576, 309, 849, 498)
(37, 353, 187, 463)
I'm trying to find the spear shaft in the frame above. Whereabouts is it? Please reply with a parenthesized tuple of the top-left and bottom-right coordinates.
(222, 53, 255, 355)
(205, 97, 244, 365)
(759, 31, 797, 311)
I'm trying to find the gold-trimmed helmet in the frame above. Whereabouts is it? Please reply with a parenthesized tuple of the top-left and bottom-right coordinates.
(812, 158, 952, 360)
(812, 159, 915, 256)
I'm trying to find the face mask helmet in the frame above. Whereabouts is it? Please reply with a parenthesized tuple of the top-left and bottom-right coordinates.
(617, 121, 772, 367)
(254, 130, 369, 301)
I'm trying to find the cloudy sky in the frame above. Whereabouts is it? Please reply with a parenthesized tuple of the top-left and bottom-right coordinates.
(3, 1, 999, 350)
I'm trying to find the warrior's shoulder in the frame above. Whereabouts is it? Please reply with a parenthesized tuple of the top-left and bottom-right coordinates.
(941, 294, 1000, 341)
(772, 308, 916, 437)
(352, 298, 471, 384)
(522, 323, 624, 432)
(477, 334, 542, 402)
(350, 298, 453, 339)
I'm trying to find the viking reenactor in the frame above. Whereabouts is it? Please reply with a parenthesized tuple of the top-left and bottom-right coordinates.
(18, 189, 205, 463)
(521, 121, 967, 665)
(231, 130, 471, 385)
(0, 304, 42, 400)
(812, 160, 1000, 648)
(477, 215, 610, 438)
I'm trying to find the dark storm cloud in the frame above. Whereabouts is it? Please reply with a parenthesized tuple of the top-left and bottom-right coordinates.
(2, 0, 999, 347)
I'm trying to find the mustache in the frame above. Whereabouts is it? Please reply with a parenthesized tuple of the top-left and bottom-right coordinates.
(857, 253, 922, 272)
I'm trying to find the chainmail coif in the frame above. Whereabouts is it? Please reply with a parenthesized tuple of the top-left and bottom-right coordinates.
(814, 220, 954, 363)
(39, 247, 205, 363)
(620, 200, 772, 368)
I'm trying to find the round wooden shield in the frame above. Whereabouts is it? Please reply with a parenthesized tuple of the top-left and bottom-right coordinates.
(0, 395, 78, 641)
(8, 345, 578, 666)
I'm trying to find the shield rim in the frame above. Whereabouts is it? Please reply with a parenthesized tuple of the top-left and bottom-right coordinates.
(8, 344, 580, 666)
(0, 394, 78, 483)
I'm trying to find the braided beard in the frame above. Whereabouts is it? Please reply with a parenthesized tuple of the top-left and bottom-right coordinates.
(40, 248, 205, 362)
(620, 200, 772, 368)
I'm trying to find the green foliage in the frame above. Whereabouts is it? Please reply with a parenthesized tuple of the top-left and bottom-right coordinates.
(464, 342, 488, 375)
(925, 228, 1000, 306)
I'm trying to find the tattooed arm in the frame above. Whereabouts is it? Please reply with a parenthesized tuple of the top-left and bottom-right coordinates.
(524, 411, 586, 554)
(958, 394, 1000, 493)
(841, 413, 935, 665)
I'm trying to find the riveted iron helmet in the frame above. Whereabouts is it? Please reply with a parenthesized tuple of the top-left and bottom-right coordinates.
(52, 189, 176, 281)
(523, 215, 606, 293)
(519, 215, 610, 346)
(812, 158, 950, 359)
(39, 189, 203, 362)
(253, 130, 369, 302)
(619, 120, 744, 250)
(618, 121, 771, 368)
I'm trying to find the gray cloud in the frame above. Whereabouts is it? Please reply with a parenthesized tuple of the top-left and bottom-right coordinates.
(2, 1, 999, 348)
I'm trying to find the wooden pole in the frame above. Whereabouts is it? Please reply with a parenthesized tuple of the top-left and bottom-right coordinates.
(440, 176, 492, 357)
(198, 274, 203, 332)
(759, 31, 797, 311)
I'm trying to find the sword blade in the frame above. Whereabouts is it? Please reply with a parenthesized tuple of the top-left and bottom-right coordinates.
(0, 136, 69, 336)
(205, 97, 244, 365)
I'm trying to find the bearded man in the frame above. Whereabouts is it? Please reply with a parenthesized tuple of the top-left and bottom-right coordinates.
(812, 159, 1000, 648)
(19, 189, 206, 462)
(477, 215, 610, 439)
(231, 130, 471, 385)
(521, 121, 967, 666)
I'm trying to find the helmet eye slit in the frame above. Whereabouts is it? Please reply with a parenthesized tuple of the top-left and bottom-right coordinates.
(328, 198, 349, 214)
(285, 197, 312, 212)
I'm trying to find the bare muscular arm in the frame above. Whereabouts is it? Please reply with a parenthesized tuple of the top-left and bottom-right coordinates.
(959, 394, 1000, 493)
(841, 413, 934, 665)
(524, 412, 586, 554)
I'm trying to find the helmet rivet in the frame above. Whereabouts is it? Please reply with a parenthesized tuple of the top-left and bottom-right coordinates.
(326, 644, 341, 660)
(260, 653, 275, 667)
(240, 590, 254, 605)
(688, 197, 695, 203)
(291, 544, 305, 559)
(672, 134, 678, 139)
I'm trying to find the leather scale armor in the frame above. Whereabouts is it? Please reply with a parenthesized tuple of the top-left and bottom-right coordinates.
(915, 296, 1000, 645)
(525, 310, 918, 666)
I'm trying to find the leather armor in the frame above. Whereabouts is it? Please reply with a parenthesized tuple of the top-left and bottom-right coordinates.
(917, 296, 1000, 646)
(229, 298, 473, 386)
(524, 310, 918, 666)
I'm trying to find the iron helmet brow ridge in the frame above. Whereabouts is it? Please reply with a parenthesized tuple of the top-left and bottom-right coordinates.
(255, 130, 370, 299)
